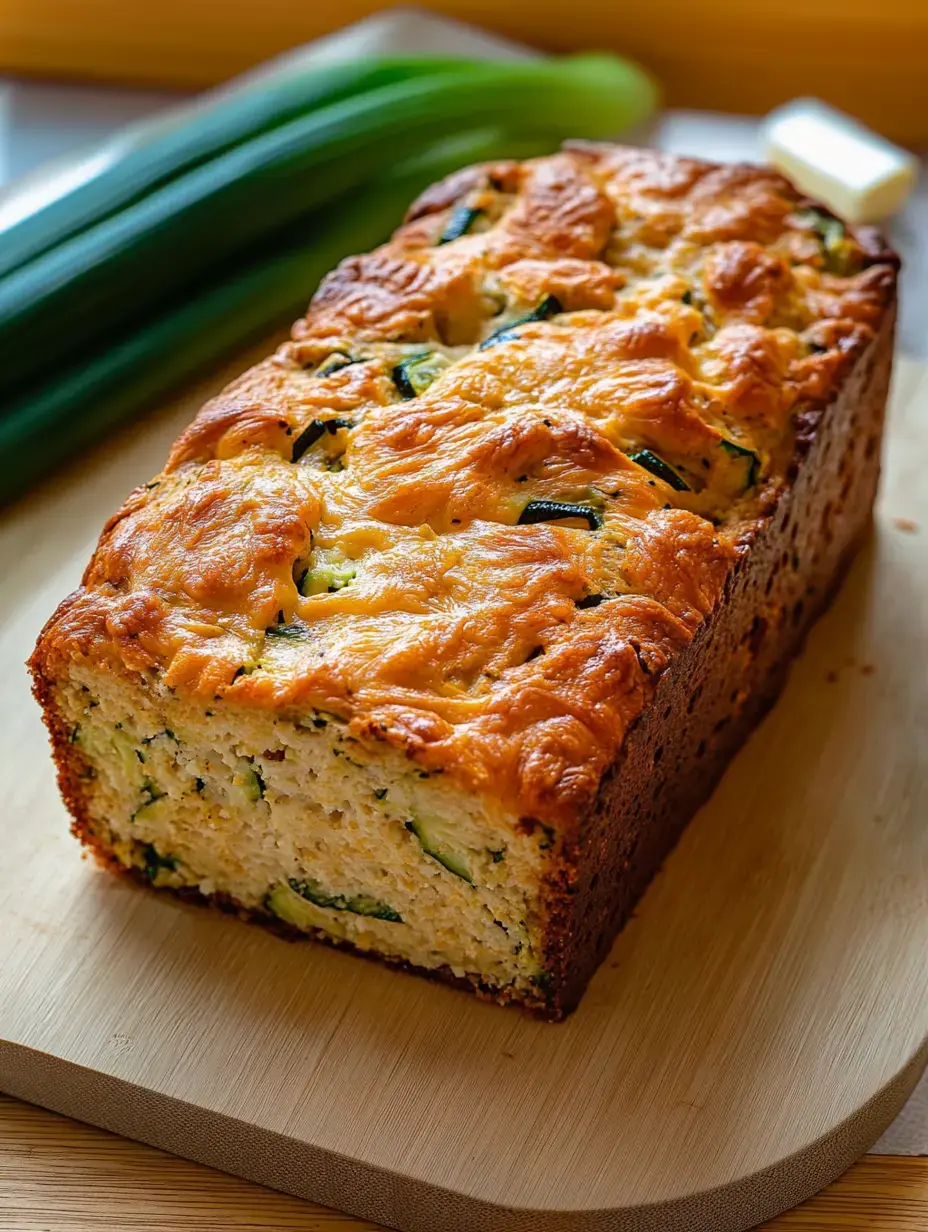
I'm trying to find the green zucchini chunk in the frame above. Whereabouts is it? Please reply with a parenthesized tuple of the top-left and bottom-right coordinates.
(719, 437, 760, 489)
(628, 449, 691, 492)
(518, 499, 603, 530)
(406, 816, 473, 883)
(285, 877, 402, 922)
(438, 204, 483, 244)
(392, 351, 449, 399)
(298, 560, 356, 596)
(315, 352, 367, 378)
(141, 843, 177, 884)
(264, 622, 307, 639)
(291, 417, 353, 461)
(795, 206, 852, 273)
(479, 293, 563, 350)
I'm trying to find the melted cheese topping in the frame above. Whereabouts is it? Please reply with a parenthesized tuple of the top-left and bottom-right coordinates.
(39, 145, 896, 827)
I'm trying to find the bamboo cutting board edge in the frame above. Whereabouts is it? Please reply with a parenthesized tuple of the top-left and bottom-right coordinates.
(1, 1100, 926, 1232)
(0, 1038, 925, 1232)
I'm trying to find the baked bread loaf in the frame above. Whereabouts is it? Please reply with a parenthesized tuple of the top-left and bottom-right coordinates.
(30, 144, 898, 1019)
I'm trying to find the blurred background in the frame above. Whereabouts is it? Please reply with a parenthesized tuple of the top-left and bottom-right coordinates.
(1, 0, 927, 141)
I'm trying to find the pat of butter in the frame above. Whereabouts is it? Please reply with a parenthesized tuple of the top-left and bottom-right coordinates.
(762, 98, 917, 224)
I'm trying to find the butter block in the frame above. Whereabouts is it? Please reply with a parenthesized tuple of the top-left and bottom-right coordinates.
(762, 98, 917, 223)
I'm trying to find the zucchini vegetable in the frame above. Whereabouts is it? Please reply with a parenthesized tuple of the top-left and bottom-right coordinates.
(406, 816, 473, 883)
(291, 417, 353, 461)
(298, 560, 357, 596)
(107, 726, 147, 783)
(0, 131, 556, 505)
(392, 352, 449, 399)
(518, 499, 603, 530)
(628, 449, 691, 492)
(0, 56, 657, 399)
(795, 207, 853, 274)
(141, 843, 177, 884)
(275, 877, 403, 923)
(719, 437, 760, 489)
(438, 204, 483, 244)
(314, 352, 366, 378)
(139, 778, 164, 804)
(264, 622, 306, 639)
(479, 293, 564, 350)
(241, 765, 265, 802)
(131, 781, 168, 824)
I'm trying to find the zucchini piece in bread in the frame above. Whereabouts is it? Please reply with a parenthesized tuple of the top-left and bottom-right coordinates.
(406, 816, 474, 883)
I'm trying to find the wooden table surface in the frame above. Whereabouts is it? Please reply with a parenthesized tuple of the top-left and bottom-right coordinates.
(0, 1092, 925, 1232)
(0, 1094, 925, 1232)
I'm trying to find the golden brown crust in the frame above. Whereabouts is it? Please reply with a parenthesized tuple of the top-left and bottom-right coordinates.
(544, 304, 896, 1016)
(31, 145, 898, 831)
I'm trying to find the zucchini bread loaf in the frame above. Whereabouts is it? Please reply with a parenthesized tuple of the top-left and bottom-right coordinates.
(31, 144, 898, 1019)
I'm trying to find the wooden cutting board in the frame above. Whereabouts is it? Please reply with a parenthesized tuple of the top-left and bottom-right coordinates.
(1, 346, 926, 1232)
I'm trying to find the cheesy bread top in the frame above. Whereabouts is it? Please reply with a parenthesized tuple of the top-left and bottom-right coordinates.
(38, 145, 897, 827)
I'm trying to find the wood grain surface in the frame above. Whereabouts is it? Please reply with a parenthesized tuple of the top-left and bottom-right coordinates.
(1, 1095, 926, 1232)
(2, 1, 927, 142)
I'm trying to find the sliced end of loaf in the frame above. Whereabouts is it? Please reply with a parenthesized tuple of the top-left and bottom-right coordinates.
(38, 660, 558, 1010)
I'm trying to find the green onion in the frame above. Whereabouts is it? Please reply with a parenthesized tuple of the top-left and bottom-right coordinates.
(0, 58, 477, 280)
(518, 499, 603, 530)
(480, 293, 563, 350)
(0, 131, 556, 505)
(0, 55, 657, 400)
(628, 449, 691, 492)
